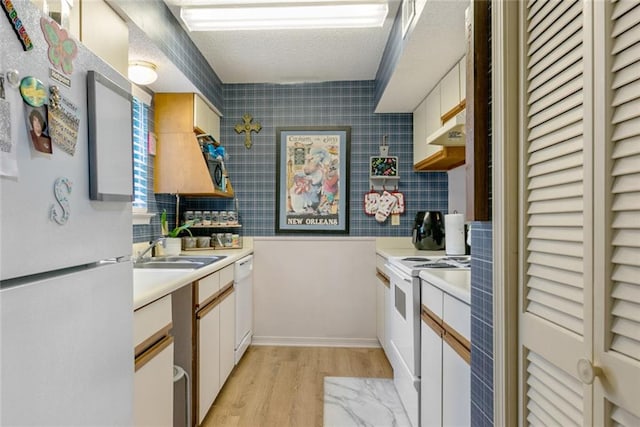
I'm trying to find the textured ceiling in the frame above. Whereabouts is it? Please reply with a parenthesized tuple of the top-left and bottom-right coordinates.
(162, 0, 401, 84)
(182, 26, 394, 84)
(127, 1, 468, 112)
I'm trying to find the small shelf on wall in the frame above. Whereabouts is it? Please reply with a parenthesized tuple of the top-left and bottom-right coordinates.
(370, 156, 400, 189)
(189, 224, 242, 229)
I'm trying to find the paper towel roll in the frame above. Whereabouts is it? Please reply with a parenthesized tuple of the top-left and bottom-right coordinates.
(445, 214, 466, 255)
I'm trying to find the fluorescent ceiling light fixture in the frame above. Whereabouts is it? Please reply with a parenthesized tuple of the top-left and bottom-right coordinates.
(180, 2, 389, 31)
(128, 61, 158, 85)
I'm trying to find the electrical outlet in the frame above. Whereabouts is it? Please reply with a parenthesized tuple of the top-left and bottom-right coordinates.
(391, 214, 400, 226)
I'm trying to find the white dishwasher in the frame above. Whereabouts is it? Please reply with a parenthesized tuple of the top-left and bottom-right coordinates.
(234, 255, 253, 364)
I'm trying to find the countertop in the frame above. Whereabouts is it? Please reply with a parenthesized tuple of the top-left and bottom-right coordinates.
(375, 237, 470, 304)
(133, 241, 253, 310)
(419, 269, 470, 304)
(375, 236, 447, 260)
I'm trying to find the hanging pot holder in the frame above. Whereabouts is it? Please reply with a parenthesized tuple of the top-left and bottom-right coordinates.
(375, 190, 398, 222)
(390, 189, 405, 214)
(363, 189, 380, 216)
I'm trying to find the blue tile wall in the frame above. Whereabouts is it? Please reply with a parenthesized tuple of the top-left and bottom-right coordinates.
(471, 221, 493, 426)
(180, 81, 449, 236)
(133, 81, 449, 240)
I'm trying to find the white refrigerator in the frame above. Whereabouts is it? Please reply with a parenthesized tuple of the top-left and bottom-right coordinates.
(1, 2, 134, 425)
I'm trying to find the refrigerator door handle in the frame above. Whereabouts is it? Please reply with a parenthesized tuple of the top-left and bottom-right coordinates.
(97, 256, 131, 265)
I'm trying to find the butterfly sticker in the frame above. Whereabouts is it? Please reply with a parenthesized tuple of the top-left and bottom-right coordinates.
(40, 18, 78, 75)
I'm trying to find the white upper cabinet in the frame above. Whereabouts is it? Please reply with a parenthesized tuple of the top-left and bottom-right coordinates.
(413, 85, 443, 166)
(426, 84, 442, 135)
(440, 63, 461, 116)
(193, 94, 220, 139)
(458, 56, 466, 105)
(80, 0, 129, 77)
(413, 57, 466, 171)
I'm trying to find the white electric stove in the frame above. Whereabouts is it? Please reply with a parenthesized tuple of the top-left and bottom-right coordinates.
(384, 254, 470, 426)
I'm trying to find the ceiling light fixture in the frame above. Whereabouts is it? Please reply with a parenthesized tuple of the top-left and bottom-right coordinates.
(128, 61, 158, 85)
(179, 1, 389, 31)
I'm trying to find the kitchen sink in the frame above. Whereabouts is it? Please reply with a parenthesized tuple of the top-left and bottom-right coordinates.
(134, 255, 226, 270)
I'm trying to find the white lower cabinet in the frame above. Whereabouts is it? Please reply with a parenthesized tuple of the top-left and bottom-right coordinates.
(219, 290, 236, 385)
(197, 301, 221, 424)
(134, 339, 174, 426)
(442, 342, 470, 426)
(420, 280, 470, 427)
(133, 295, 174, 427)
(442, 294, 470, 426)
(375, 254, 390, 355)
(195, 265, 235, 425)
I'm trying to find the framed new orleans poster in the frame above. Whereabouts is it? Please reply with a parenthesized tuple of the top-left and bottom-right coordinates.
(275, 126, 350, 234)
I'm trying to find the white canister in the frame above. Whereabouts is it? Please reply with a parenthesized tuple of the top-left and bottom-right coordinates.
(445, 213, 466, 255)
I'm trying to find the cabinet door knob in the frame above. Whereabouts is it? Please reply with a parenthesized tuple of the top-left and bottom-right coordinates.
(576, 358, 601, 385)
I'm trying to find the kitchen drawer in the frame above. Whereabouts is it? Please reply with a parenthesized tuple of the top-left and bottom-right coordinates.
(421, 279, 443, 319)
(133, 295, 172, 356)
(197, 271, 220, 307)
(196, 264, 234, 309)
(220, 264, 234, 289)
(375, 254, 387, 272)
(443, 293, 470, 342)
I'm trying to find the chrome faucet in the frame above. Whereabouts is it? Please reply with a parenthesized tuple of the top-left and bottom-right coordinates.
(134, 237, 166, 263)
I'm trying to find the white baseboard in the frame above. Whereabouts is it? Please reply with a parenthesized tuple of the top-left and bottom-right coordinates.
(252, 336, 381, 348)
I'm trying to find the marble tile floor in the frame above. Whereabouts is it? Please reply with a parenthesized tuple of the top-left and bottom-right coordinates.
(324, 377, 412, 427)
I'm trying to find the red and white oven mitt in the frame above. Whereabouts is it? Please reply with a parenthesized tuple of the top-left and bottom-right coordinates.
(375, 191, 398, 222)
(364, 190, 380, 215)
(390, 190, 405, 214)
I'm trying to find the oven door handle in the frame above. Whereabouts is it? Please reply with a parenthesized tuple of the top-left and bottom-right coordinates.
(385, 263, 412, 284)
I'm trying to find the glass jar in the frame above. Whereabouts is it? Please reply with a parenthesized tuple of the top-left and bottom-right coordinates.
(182, 236, 196, 249)
(184, 210, 195, 224)
(193, 211, 202, 226)
(202, 211, 212, 226)
(196, 236, 211, 248)
(227, 210, 237, 225)
(211, 211, 220, 225)
(219, 211, 228, 225)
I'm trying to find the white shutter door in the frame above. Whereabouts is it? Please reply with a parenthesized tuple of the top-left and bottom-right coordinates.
(593, 0, 640, 422)
(520, 0, 593, 424)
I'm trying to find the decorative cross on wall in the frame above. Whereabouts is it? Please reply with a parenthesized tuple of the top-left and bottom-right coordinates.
(234, 113, 262, 149)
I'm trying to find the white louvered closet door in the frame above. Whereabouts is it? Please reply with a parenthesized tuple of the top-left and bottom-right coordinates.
(520, 0, 594, 425)
(519, 0, 640, 425)
(593, 0, 640, 424)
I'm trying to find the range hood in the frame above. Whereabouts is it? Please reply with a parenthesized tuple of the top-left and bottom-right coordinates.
(426, 110, 466, 146)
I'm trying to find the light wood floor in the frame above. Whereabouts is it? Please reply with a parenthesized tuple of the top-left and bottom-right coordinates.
(202, 345, 393, 427)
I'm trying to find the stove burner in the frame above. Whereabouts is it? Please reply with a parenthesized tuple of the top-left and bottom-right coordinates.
(402, 257, 435, 262)
(413, 262, 455, 268)
(442, 256, 469, 262)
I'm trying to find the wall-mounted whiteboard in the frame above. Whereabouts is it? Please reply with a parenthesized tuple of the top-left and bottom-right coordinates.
(87, 70, 133, 201)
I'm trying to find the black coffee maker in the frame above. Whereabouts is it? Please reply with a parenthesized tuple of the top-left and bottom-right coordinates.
(412, 211, 445, 250)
